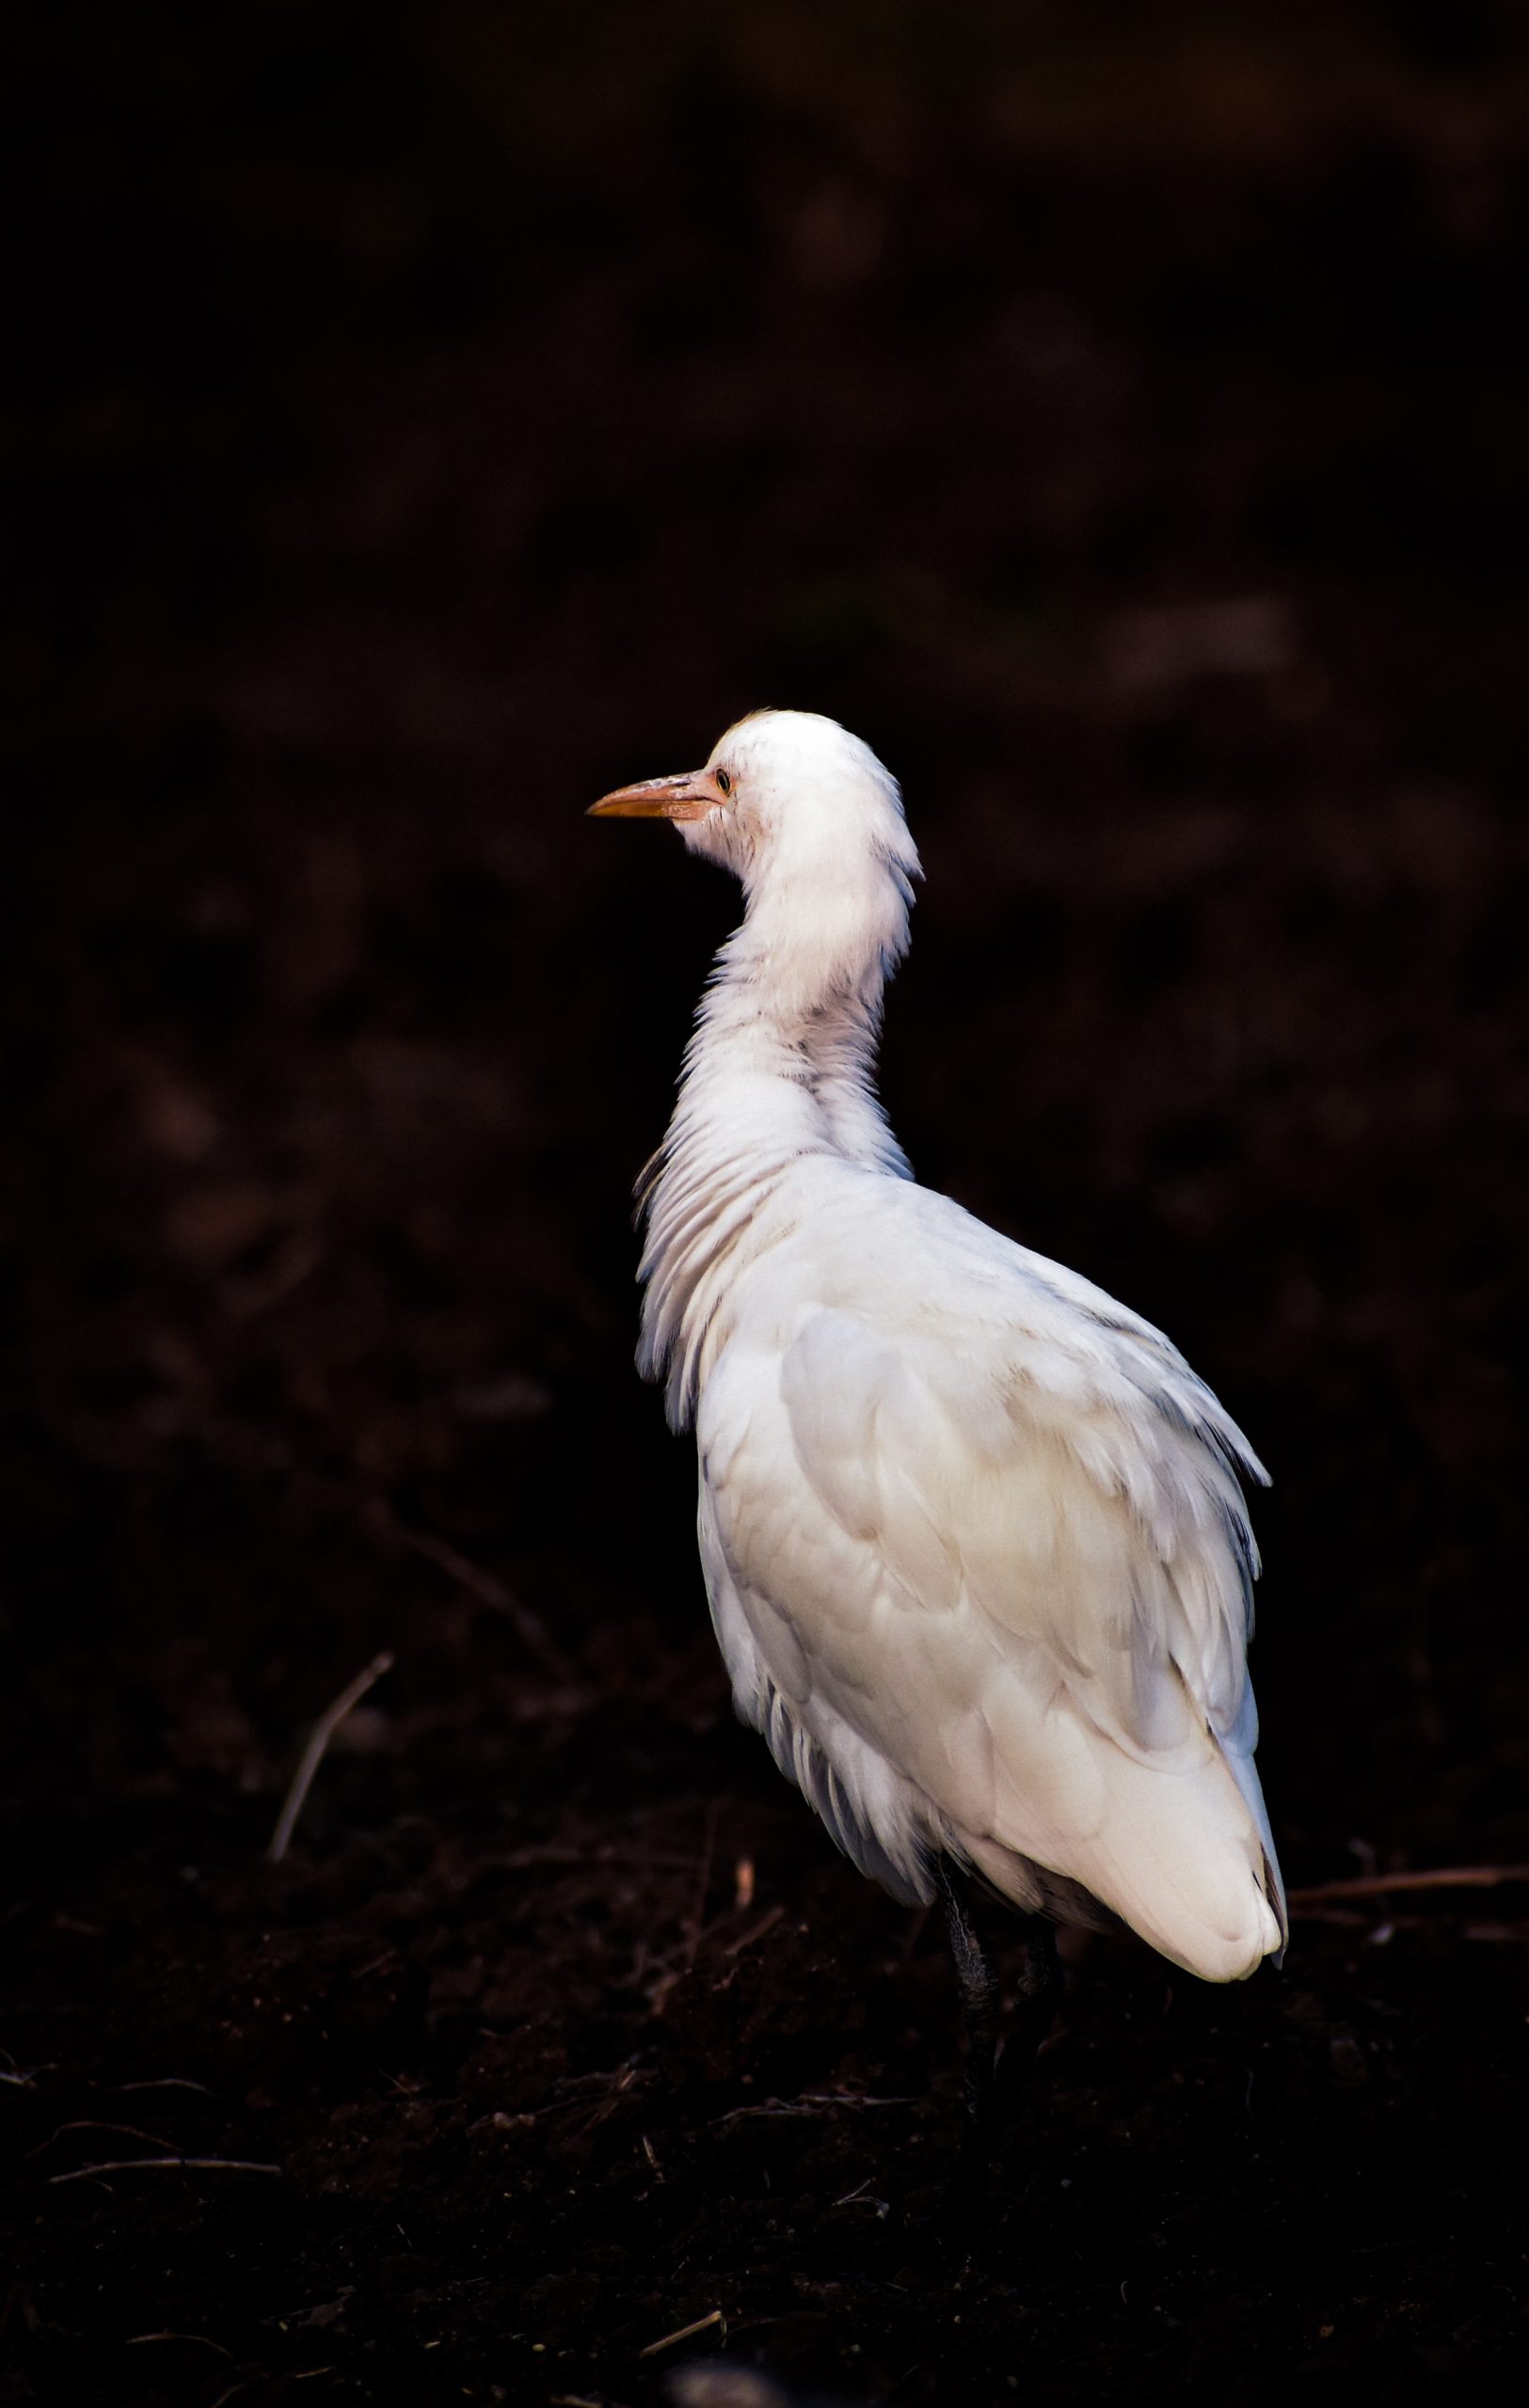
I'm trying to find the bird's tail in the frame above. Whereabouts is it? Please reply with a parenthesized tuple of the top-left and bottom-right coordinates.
(971, 1734, 1286, 1984)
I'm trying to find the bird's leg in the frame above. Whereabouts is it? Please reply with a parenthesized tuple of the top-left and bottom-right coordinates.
(935, 1860, 1002, 2144)
(931, 1860, 1009, 2239)
(994, 1912, 1062, 2117)
(931, 1863, 1063, 2236)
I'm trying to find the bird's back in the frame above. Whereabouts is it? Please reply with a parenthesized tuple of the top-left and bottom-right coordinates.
(692, 1161, 1286, 1982)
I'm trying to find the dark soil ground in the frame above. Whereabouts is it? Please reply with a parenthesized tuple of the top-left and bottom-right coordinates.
(5, 7, 1529, 2403)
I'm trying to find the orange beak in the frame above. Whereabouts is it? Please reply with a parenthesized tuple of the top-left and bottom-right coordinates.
(587, 767, 728, 822)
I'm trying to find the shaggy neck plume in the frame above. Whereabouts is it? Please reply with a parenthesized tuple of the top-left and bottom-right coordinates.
(638, 816, 918, 1425)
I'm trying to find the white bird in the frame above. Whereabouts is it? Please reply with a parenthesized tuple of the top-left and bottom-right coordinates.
(591, 709, 1285, 2126)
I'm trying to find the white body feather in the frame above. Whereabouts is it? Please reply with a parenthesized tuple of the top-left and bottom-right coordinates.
(623, 711, 1285, 1983)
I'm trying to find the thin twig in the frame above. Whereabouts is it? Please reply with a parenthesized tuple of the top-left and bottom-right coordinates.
(711, 2090, 917, 2131)
(48, 2157, 280, 2185)
(1288, 1864, 1529, 1905)
(1292, 1907, 1402, 1927)
(724, 1906, 785, 1957)
(639, 2307, 724, 2358)
(126, 2334, 235, 2358)
(267, 1652, 394, 1863)
(382, 1508, 575, 1681)
(113, 2079, 216, 2096)
(471, 2060, 653, 2136)
(647, 1804, 725, 2016)
(572, 2065, 646, 2138)
(27, 2120, 176, 2160)
(798, 2091, 919, 2110)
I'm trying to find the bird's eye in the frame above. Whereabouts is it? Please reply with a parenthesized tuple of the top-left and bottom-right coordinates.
(715, 768, 732, 796)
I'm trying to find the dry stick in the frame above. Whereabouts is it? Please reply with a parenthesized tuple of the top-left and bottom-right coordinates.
(26, 2119, 176, 2159)
(114, 2078, 216, 2096)
(385, 1511, 575, 1683)
(640, 2308, 724, 2358)
(724, 1905, 785, 1958)
(266, 1652, 394, 1865)
(49, 2157, 281, 2185)
(711, 2090, 918, 2130)
(648, 1803, 724, 2015)
(126, 2335, 235, 2358)
(1288, 1864, 1529, 1905)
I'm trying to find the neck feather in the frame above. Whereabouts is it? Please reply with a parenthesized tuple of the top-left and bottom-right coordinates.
(635, 840, 915, 1423)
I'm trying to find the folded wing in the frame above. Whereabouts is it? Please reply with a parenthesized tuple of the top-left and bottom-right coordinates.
(698, 1230, 1285, 1982)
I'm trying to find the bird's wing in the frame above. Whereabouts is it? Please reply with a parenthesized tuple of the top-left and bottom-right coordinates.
(698, 1197, 1283, 1972)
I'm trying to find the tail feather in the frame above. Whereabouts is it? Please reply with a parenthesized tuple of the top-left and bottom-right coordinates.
(980, 1736, 1285, 1983)
(1221, 1739, 1288, 1963)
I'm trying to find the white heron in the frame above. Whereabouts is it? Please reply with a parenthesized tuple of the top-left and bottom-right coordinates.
(591, 709, 1285, 2149)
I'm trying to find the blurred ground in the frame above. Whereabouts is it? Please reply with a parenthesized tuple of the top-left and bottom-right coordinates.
(4, 4, 1529, 2402)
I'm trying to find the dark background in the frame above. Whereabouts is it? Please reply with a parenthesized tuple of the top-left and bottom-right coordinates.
(4, 3, 1528, 2401)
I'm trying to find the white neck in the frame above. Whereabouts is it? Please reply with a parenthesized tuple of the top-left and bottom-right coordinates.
(636, 834, 916, 1424)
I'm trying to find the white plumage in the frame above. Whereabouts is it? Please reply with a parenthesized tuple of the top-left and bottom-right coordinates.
(592, 709, 1286, 1984)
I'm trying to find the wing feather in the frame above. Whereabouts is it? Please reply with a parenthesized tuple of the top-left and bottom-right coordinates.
(694, 1189, 1284, 1977)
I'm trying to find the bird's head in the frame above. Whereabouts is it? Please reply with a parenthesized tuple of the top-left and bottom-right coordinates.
(588, 709, 917, 898)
